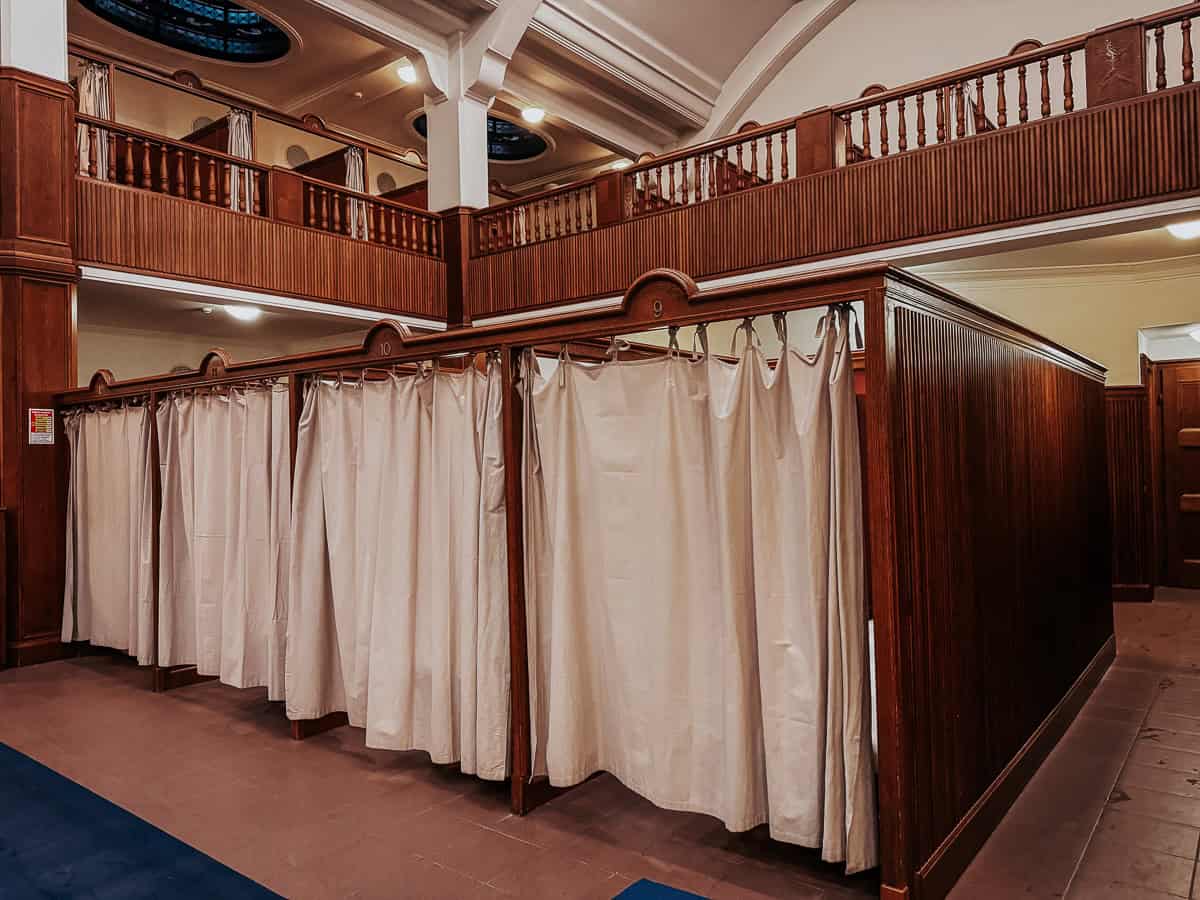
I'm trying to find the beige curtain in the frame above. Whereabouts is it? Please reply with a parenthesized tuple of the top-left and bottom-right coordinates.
(286, 364, 510, 779)
(75, 61, 111, 179)
(157, 384, 290, 698)
(523, 309, 877, 873)
(345, 147, 366, 240)
(228, 108, 253, 212)
(62, 404, 154, 662)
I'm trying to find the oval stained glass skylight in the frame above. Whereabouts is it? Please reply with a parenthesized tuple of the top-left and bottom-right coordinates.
(79, 0, 291, 64)
(413, 114, 548, 162)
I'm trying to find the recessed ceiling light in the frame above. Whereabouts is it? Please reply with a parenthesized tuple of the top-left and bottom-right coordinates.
(521, 107, 545, 124)
(201, 306, 214, 315)
(611, 159, 632, 171)
(1167, 219, 1200, 239)
(224, 305, 261, 322)
(396, 59, 417, 84)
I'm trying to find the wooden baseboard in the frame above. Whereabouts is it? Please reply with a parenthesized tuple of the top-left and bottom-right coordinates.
(290, 711, 348, 740)
(1112, 584, 1153, 603)
(153, 665, 216, 693)
(880, 886, 910, 900)
(915, 635, 1115, 900)
(6, 634, 70, 667)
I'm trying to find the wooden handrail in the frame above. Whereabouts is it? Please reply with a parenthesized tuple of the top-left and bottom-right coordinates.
(475, 177, 595, 217)
(290, 168, 438, 219)
(624, 119, 794, 176)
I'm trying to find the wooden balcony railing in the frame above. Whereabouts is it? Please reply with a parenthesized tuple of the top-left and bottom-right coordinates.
(622, 119, 797, 216)
(1149, 5, 1197, 91)
(296, 174, 442, 256)
(832, 37, 1086, 162)
(75, 114, 442, 260)
(474, 181, 596, 253)
(76, 113, 268, 214)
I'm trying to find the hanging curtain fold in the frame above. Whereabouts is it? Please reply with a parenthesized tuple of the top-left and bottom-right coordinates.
(522, 308, 877, 873)
(286, 364, 510, 779)
(345, 147, 366, 240)
(62, 404, 155, 662)
(227, 108, 254, 212)
(156, 383, 291, 698)
(75, 61, 111, 180)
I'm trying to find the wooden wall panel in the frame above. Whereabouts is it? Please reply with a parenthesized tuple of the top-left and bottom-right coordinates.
(471, 86, 1200, 317)
(75, 179, 447, 320)
(1106, 387, 1153, 601)
(870, 280, 1112, 897)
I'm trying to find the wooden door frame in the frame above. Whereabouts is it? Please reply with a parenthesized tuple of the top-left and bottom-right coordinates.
(1146, 355, 1200, 587)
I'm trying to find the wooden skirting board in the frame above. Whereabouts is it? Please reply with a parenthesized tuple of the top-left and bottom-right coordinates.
(912, 635, 1115, 899)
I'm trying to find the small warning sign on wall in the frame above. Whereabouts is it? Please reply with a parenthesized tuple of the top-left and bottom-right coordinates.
(28, 408, 54, 445)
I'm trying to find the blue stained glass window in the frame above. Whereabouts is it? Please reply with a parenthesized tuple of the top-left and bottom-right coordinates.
(80, 0, 290, 63)
(412, 114, 548, 162)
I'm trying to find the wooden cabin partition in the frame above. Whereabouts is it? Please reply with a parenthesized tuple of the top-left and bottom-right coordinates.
(53, 265, 1110, 900)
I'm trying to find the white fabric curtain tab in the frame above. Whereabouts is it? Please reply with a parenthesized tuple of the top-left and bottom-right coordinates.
(157, 384, 291, 698)
(227, 108, 254, 212)
(286, 365, 510, 779)
(76, 62, 111, 180)
(62, 404, 155, 662)
(523, 308, 877, 873)
(345, 147, 366, 240)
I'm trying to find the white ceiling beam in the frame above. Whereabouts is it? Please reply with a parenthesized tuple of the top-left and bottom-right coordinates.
(693, 0, 856, 142)
(503, 70, 672, 156)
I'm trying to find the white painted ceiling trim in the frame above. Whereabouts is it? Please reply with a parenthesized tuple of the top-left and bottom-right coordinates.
(694, 0, 856, 143)
(79, 267, 447, 331)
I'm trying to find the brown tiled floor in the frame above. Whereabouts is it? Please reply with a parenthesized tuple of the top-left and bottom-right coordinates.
(0, 654, 876, 899)
(954, 587, 1200, 899)
(6, 590, 1200, 899)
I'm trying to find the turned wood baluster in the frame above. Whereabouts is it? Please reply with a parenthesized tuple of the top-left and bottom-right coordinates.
(861, 107, 871, 158)
(1062, 52, 1074, 113)
(879, 102, 889, 156)
(389, 208, 399, 247)
(734, 142, 744, 189)
(915, 94, 926, 147)
(780, 129, 788, 179)
(158, 143, 168, 192)
(306, 184, 315, 227)
(140, 140, 151, 188)
(87, 126, 97, 177)
(1184, 19, 1194, 84)
(430, 219, 440, 256)
(897, 96, 907, 153)
(190, 153, 200, 200)
(1155, 25, 1167, 90)
(955, 82, 966, 137)
(1018, 64, 1029, 123)
(574, 189, 583, 232)
(124, 135, 135, 186)
(367, 203, 375, 242)
(842, 114, 854, 159)
(996, 70, 1007, 128)
(974, 76, 985, 132)
(206, 158, 217, 205)
(935, 86, 946, 142)
(690, 156, 700, 204)
(421, 215, 430, 254)
(585, 187, 593, 229)
(557, 193, 565, 235)
(107, 133, 117, 182)
(173, 149, 184, 197)
(221, 163, 231, 208)
(1039, 58, 1051, 116)
(332, 193, 342, 233)
(765, 134, 774, 183)
(318, 189, 328, 230)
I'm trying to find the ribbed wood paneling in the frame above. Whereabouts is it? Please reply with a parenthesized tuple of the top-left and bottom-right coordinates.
(1106, 388, 1152, 595)
(471, 86, 1200, 316)
(888, 299, 1111, 883)
(76, 179, 447, 319)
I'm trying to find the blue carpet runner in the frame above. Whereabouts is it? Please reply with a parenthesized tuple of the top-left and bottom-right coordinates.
(615, 879, 709, 899)
(0, 742, 280, 899)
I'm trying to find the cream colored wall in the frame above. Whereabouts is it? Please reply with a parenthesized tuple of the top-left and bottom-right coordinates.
(916, 265, 1200, 386)
(740, 0, 1165, 128)
(77, 324, 366, 386)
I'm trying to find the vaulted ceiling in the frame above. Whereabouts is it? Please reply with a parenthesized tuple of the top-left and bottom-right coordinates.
(68, 0, 844, 191)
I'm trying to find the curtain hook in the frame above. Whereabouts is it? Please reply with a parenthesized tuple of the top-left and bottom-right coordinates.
(667, 325, 681, 358)
(731, 317, 760, 356)
(692, 322, 709, 360)
(772, 311, 788, 347)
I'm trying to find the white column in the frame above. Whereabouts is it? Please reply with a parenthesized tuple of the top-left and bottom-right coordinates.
(424, 88, 490, 212)
(0, 0, 67, 81)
